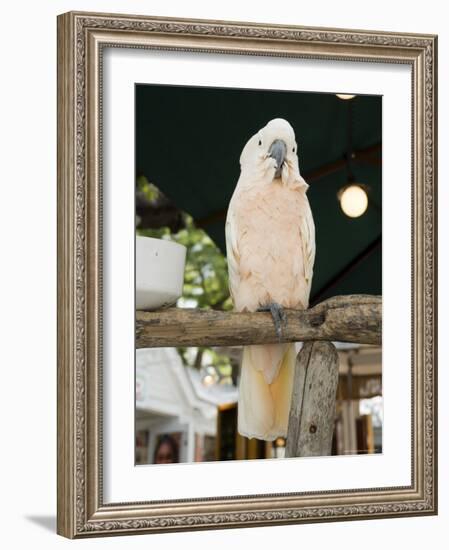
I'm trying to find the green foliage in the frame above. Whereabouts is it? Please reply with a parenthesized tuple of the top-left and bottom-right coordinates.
(136, 174, 160, 202)
(203, 348, 233, 378)
(176, 346, 233, 382)
(136, 177, 233, 377)
(137, 209, 232, 312)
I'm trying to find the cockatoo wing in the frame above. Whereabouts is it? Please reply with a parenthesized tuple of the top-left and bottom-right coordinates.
(299, 198, 316, 305)
(225, 197, 240, 305)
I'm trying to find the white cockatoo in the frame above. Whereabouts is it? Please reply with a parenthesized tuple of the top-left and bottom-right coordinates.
(225, 118, 316, 441)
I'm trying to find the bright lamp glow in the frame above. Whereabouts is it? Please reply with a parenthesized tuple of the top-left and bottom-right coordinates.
(336, 93, 356, 100)
(339, 184, 368, 218)
(202, 374, 215, 387)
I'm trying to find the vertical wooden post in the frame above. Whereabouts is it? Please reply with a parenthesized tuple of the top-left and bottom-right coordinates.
(286, 341, 339, 458)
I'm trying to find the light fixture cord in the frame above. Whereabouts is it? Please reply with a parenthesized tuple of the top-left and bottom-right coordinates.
(345, 100, 355, 183)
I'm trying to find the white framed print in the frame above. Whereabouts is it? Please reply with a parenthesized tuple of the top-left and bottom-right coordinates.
(57, 11, 437, 538)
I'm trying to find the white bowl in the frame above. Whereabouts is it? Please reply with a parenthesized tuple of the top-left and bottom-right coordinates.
(136, 236, 187, 310)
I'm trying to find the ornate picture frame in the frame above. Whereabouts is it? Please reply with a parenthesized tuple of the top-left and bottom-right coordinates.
(57, 11, 437, 538)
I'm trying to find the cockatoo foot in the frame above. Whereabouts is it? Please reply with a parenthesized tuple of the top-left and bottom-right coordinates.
(257, 302, 287, 340)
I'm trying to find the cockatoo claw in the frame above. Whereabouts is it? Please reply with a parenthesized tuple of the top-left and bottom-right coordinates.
(257, 302, 287, 341)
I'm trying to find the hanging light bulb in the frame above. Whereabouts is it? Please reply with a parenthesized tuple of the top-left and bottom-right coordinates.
(338, 99, 368, 218)
(336, 93, 356, 100)
(339, 184, 368, 218)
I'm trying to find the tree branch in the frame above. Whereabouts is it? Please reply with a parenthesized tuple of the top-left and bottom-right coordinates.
(136, 294, 381, 348)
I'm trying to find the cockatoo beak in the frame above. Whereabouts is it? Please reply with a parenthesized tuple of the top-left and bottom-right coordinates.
(268, 139, 287, 179)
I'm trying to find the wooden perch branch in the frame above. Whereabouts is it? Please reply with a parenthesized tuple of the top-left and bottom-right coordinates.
(136, 294, 381, 348)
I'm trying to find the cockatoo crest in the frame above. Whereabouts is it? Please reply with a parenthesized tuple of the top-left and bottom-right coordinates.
(239, 118, 308, 190)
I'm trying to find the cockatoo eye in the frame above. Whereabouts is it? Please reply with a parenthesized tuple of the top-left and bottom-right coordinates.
(258, 140, 262, 146)
(292, 147, 296, 152)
